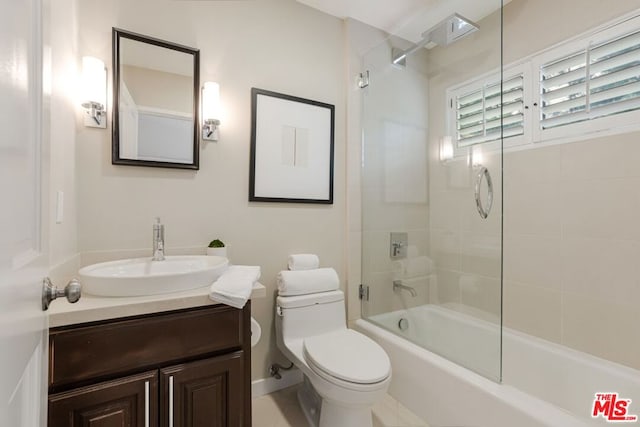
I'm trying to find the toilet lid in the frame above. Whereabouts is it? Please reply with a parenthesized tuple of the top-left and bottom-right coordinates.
(303, 330, 390, 384)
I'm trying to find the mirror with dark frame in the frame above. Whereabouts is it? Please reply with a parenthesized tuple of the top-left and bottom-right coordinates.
(112, 28, 200, 169)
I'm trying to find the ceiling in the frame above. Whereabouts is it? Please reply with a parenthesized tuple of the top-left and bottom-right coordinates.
(295, 0, 506, 44)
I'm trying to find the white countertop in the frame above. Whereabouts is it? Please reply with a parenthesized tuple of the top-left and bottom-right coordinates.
(49, 282, 266, 328)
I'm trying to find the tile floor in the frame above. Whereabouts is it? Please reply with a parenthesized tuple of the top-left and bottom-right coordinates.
(252, 385, 429, 427)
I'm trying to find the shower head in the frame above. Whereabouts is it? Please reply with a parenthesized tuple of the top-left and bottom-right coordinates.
(392, 13, 479, 66)
(426, 13, 479, 47)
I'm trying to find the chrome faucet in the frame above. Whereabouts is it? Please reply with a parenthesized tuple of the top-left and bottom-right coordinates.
(393, 280, 417, 297)
(152, 217, 165, 261)
(391, 241, 405, 257)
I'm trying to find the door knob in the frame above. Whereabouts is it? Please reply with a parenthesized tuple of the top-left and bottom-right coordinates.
(42, 277, 82, 311)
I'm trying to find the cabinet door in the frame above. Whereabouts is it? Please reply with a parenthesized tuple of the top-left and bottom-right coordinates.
(48, 370, 158, 427)
(160, 352, 244, 427)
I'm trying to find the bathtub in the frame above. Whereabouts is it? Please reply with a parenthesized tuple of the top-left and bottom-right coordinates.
(355, 305, 640, 427)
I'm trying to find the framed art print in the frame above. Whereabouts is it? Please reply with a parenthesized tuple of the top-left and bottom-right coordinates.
(249, 88, 335, 204)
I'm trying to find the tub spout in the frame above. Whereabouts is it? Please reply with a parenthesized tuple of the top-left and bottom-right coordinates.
(393, 280, 417, 297)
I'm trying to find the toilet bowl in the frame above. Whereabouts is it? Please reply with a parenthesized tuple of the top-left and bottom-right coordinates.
(275, 290, 391, 427)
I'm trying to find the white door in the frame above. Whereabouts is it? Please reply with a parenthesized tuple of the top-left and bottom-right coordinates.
(0, 0, 49, 425)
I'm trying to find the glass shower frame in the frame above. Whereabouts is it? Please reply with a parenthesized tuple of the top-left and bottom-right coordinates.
(359, 2, 504, 382)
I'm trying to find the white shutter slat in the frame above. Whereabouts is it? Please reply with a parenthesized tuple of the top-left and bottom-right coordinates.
(486, 102, 524, 121)
(591, 48, 640, 77)
(590, 96, 640, 120)
(458, 90, 483, 107)
(459, 124, 484, 140)
(540, 110, 589, 129)
(541, 95, 587, 118)
(484, 83, 501, 99)
(487, 113, 524, 132)
(503, 126, 525, 138)
(458, 112, 484, 129)
(540, 66, 586, 92)
(458, 101, 484, 118)
(541, 51, 585, 79)
(503, 76, 524, 92)
(590, 64, 640, 92)
(590, 30, 640, 63)
(486, 88, 523, 110)
(541, 82, 586, 106)
(590, 80, 640, 110)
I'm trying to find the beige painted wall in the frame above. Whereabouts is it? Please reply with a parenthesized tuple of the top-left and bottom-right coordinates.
(75, 0, 346, 381)
(503, 0, 640, 64)
(48, 0, 81, 280)
(122, 65, 193, 114)
(426, 0, 640, 370)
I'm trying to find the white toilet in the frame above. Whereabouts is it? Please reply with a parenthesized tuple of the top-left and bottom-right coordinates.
(275, 289, 391, 427)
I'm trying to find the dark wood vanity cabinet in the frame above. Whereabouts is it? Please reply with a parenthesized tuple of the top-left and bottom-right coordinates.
(160, 353, 244, 427)
(48, 303, 251, 427)
(49, 370, 159, 427)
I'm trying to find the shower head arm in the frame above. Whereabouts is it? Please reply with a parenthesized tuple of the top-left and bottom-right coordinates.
(391, 13, 479, 65)
(392, 38, 432, 65)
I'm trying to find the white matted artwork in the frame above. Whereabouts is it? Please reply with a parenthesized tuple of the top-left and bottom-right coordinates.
(249, 88, 335, 204)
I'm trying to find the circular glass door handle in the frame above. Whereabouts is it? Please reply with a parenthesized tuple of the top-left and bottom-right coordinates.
(474, 166, 493, 219)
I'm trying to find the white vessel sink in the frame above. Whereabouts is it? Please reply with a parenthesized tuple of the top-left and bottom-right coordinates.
(78, 256, 229, 297)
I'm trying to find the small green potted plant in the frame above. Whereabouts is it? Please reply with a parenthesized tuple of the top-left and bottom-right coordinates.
(207, 239, 227, 257)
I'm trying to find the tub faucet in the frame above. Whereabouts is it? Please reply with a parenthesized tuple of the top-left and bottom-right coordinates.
(393, 280, 417, 297)
(152, 217, 165, 261)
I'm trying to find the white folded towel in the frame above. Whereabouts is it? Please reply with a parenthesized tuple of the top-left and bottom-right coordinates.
(277, 267, 339, 296)
(287, 254, 320, 271)
(209, 265, 261, 309)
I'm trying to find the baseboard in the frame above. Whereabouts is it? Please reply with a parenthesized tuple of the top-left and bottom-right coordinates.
(252, 368, 303, 399)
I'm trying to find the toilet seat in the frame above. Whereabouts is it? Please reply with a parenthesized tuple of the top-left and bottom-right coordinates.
(303, 329, 390, 386)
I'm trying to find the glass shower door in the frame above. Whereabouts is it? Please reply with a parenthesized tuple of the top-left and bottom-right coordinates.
(360, 3, 503, 381)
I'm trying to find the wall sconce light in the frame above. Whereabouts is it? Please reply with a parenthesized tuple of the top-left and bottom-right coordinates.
(80, 56, 107, 128)
(439, 136, 454, 162)
(202, 82, 221, 141)
(470, 145, 484, 167)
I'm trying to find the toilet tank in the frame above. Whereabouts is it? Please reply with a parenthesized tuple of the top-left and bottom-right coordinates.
(276, 290, 346, 342)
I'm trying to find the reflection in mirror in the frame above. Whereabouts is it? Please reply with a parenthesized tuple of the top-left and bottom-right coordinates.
(113, 28, 200, 169)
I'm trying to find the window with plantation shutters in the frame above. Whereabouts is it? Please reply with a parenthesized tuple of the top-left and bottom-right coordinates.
(455, 74, 525, 146)
(446, 13, 640, 158)
(448, 64, 530, 153)
(540, 28, 640, 130)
